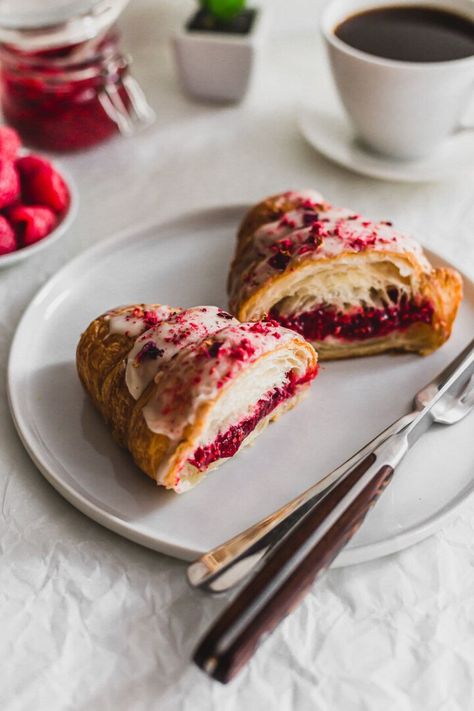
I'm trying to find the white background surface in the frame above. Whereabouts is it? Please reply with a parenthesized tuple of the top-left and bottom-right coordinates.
(1, 0, 474, 709)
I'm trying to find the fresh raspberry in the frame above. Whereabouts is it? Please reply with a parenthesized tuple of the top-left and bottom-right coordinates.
(16, 154, 51, 176)
(0, 159, 20, 209)
(0, 127, 21, 160)
(7, 205, 57, 247)
(16, 155, 70, 213)
(0, 216, 16, 255)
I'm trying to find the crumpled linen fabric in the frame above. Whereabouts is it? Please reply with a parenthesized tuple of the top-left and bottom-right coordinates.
(1, 1, 474, 709)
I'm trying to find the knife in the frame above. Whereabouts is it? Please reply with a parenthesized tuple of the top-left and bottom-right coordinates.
(188, 338, 474, 594)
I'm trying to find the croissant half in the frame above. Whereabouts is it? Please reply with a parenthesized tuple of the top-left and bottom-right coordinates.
(77, 304, 318, 492)
(228, 190, 463, 359)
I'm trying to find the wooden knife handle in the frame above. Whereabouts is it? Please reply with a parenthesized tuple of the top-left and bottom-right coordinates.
(193, 453, 394, 683)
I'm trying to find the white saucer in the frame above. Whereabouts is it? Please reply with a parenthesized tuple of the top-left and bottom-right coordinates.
(7, 206, 474, 566)
(298, 103, 474, 183)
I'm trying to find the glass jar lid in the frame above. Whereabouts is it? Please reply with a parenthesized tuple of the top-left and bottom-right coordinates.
(0, 0, 129, 49)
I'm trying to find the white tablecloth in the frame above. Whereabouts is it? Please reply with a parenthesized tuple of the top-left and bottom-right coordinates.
(1, 1, 474, 709)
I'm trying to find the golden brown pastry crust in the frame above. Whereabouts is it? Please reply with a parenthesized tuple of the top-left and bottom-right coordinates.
(228, 191, 463, 359)
(76, 305, 142, 418)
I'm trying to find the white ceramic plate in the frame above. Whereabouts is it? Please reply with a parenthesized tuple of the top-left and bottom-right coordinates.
(298, 103, 474, 184)
(7, 206, 474, 566)
(0, 159, 78, 269)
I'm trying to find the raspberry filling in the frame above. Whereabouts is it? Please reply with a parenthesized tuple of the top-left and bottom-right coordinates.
(270, 297, 434, 342)
(187, 369, 316, 471)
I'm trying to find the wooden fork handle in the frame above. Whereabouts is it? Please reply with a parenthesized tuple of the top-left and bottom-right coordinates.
(193, 453, 395, 683)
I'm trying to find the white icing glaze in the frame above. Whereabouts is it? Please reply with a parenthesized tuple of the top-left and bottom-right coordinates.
(107, 305, 177, 338)
(142, 321, 299, 462)
(231, 191, 431, 308)
(125, 306, 238, 400)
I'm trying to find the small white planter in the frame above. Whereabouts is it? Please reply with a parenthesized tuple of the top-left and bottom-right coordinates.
(172, 8, 264, 103)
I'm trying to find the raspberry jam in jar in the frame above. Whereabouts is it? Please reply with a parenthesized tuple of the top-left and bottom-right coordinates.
(0, 1, 154, 151)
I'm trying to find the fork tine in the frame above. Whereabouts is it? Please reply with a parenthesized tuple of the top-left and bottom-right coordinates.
(460, 374, 474, 407)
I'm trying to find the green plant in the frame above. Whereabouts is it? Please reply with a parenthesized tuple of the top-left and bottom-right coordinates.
(199, 0, 246, 21)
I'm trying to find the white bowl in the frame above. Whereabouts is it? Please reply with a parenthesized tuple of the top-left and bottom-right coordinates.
(0, 156, 78, 269)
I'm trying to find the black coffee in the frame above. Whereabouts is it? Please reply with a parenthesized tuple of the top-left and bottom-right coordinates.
(335, 6, 474, 62)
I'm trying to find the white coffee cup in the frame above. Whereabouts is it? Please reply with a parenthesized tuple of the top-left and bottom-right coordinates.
(321, 0, 474, 159)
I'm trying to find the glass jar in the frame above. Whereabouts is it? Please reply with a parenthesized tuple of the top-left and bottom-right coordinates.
(0, 1, 154, 152)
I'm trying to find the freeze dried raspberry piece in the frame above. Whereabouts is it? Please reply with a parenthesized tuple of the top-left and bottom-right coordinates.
(0, 127, 21, 160)
(8, 205, 57, 247)
(0, 158, 20, 209)
(0, 216, 17, 255)
(16, 155, 70, 213)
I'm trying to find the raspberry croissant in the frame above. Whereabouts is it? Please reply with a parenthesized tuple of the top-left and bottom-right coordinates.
(77, 304, 318, 492)
(228, 190, 463, 359)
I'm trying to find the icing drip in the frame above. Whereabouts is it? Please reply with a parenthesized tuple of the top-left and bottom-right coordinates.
(125, 306, 239, 399)
(274, 189, 325, 209)
(107, 305, 177, 338)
